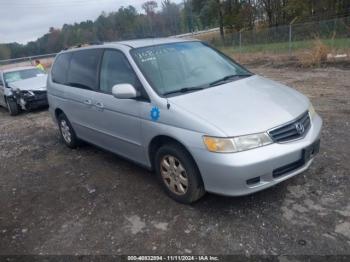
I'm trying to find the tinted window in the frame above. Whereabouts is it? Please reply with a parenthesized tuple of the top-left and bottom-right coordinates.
(52, 53, 71, 84)
(67, 49, 101, 90)
(100, 50, 140, 93)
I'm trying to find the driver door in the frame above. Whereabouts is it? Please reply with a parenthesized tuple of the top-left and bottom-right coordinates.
(90, 49, 148, 165)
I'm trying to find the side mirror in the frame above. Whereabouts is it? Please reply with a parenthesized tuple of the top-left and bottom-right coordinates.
(112, 84, 138, 99)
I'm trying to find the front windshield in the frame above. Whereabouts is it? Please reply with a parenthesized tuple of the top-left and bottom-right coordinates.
(131, 41, 251, 96)
(4, 68, 46, 85)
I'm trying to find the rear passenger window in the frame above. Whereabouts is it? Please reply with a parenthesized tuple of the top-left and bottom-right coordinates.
(100, 50, 140, 93)
(52, 53, 71, 84)
(67, 49, 101, 90)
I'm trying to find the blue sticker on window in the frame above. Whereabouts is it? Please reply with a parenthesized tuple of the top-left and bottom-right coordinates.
(150, 106, 160, 121)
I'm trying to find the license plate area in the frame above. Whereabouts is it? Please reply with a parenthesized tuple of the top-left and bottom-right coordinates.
(273, 140, 320, 178)
(303, 139, 320, 163)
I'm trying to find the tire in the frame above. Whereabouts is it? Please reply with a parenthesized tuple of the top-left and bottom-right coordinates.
(6, 98, 19, 116)
(57, 113, 79, 148)
(155, 143, 205, 204)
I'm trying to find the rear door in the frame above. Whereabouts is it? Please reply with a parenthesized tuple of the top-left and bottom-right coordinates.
(51, 49, 103, 142)
(65, 49, 103, 142)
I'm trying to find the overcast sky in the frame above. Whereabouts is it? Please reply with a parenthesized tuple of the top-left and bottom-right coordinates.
(0, 0, 182, 44)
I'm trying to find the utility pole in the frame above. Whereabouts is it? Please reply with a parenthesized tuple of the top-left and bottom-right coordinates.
(289, 17, 298, 56)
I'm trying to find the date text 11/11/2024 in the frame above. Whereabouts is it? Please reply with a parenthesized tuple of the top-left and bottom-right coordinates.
(127, 255, 220, 261)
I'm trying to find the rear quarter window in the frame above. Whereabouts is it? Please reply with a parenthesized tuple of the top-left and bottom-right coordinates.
(67, 49, 102, 90)
(52, 53, 71, 84)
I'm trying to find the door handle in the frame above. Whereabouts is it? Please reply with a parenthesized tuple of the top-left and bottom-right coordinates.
(95, 102, 104, 109)
(83, 99, 92, 105)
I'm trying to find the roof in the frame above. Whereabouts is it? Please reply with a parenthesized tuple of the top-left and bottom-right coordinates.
(117, 37, 196, 48)
(2, 66, 37, 73)
(60, 37, 198, 54)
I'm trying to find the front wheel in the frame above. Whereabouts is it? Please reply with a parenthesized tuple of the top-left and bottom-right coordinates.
(57, 113, 79, 148)
(155, 143, 205, 204)
(6, 98, 19, 116)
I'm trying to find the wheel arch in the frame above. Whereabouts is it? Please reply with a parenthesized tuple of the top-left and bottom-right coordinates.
(54, 108, 64, 120)
(148, 135, 200, 174)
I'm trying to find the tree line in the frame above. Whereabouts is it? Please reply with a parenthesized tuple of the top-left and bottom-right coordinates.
(1, 0, 349, 60)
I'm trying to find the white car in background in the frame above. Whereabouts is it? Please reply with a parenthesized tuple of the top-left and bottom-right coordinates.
(0, 66, 48, 115)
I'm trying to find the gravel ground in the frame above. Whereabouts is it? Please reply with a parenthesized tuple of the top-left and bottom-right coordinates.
(0, 65, 349, 255)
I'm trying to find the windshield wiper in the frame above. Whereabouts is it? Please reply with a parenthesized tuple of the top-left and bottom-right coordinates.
(209, 74, 251, 87)
(163, 86, 205, 96)
(162, 74, 252, 96)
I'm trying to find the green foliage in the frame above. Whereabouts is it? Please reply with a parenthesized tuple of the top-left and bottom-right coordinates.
(0, 45, 11, 60)
(1, 0, 349, 60)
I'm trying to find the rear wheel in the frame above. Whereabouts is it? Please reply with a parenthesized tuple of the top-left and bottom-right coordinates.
(155, 143, 205, 204)
(57, 113, 79, 148)
(6, 98, 19, 116)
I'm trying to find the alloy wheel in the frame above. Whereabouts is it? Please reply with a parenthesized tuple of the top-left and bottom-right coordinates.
(160, 155, 189, 195)
(60, 120, 72, 143)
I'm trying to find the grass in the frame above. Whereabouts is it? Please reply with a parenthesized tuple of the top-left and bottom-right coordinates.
(297, 38, 330, 67)
(220, 38, 350, 54)
(217, 37, 350, 68)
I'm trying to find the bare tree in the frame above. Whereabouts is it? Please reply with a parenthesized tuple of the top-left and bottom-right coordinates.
(142, 1, 158, 35)
(142, 1, 158, 16)
(217, 0, 224, 41)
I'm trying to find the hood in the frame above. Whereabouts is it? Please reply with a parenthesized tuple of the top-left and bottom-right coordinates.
(168, 75, 309, 136)
(9, 75, 47, 92)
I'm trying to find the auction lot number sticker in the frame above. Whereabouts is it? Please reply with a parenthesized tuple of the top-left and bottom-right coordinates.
(127, 256, 219, 261)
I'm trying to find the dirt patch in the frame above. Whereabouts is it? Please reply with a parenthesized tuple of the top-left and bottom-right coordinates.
(0, 66, 349, 255)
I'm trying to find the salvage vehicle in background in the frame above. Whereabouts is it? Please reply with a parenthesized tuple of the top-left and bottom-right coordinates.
(0, 66, 48, 116)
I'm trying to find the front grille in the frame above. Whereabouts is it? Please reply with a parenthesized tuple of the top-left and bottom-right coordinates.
(33, 91, 47, 100)
(268, 111, 311, 143)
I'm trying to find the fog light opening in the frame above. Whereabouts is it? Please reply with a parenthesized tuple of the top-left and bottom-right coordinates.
(246, 176, 261, 186)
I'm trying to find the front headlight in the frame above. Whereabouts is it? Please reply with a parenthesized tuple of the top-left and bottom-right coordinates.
(23, 90, 35, 97)
(309, 103, 316, 119)
(203, 133, 273, 153)
(18, 90, 35, 97)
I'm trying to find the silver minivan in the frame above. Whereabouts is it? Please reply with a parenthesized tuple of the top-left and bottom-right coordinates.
(48, 38, 322, 203)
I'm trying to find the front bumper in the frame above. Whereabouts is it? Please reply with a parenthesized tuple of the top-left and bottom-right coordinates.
(192, 114, 323, 196)
(19, 92, 48, 110)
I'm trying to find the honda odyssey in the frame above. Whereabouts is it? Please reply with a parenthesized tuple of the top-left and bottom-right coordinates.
(47, 38, 322, 203)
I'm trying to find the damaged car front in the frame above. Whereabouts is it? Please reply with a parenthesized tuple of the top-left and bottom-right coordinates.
(1, 67, 48, 115)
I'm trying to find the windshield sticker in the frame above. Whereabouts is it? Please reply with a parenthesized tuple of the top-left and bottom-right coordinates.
(150, 106, 160, 121)
(141, 56, 156, 63)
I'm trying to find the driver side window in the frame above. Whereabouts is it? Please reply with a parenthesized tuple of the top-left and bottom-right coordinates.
(99, 50, 139, 94)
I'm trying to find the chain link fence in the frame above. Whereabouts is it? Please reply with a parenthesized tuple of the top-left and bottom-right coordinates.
(220, 16, 350, 54)
(1, 16, 349, 68)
